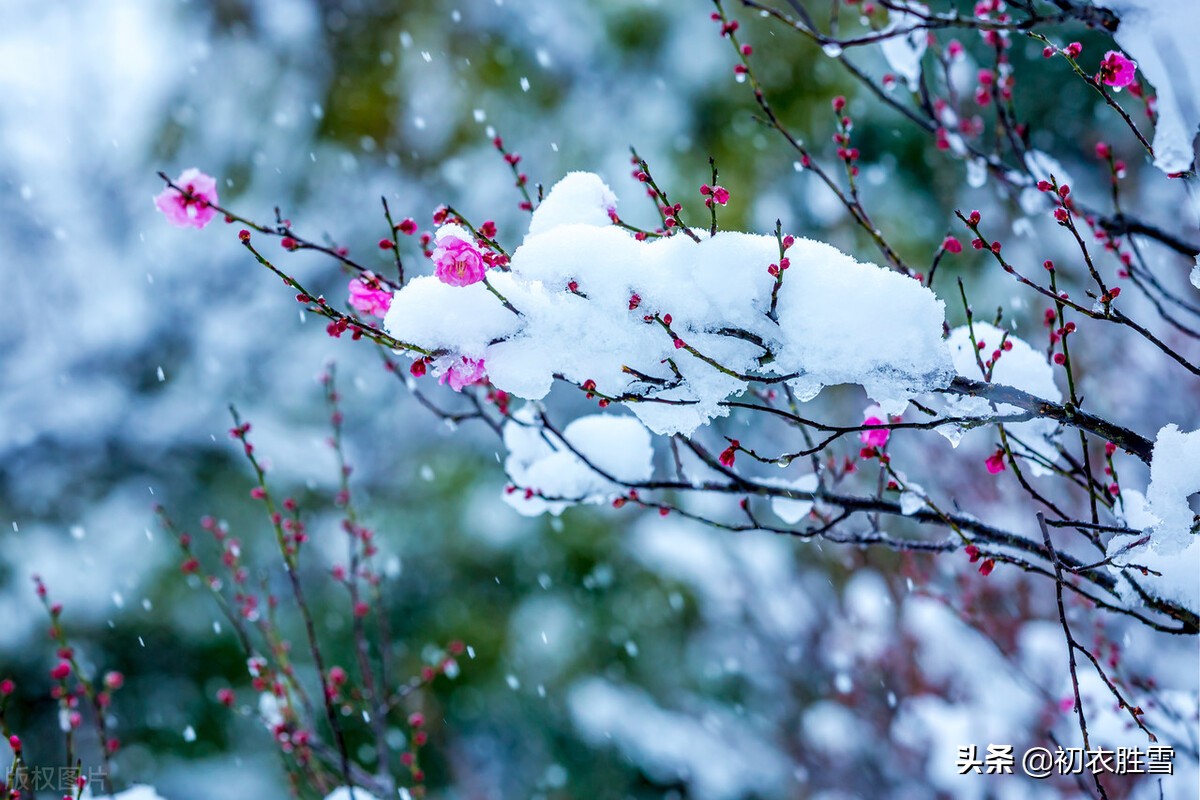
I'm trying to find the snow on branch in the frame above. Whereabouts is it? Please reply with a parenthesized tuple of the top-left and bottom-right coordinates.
(385, 172, 954, 436)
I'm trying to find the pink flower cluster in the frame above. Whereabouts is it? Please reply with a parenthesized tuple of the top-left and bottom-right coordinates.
(439, 357, 487, 391)
(155, 168, 219, 229)
(858, 416, 890, 448)
(347, 272, 392, 318)
(433, 235, 486, 287)
(1097, 51, 1137, 89)
(700, 184, 730, 208)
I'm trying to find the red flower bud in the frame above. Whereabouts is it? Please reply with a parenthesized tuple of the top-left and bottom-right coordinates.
(718, 441, 739, 468)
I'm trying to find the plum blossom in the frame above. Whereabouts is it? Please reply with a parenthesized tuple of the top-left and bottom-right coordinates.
(859, 415, 890, 448)
(439, 357, 487, 391)
(1097, 50, 1137, 89)
(433, 234, 486, 287)
(701, 183, 730, 206)
(155, 168, 219, 229)
(985, 450, 1006, 474)
(347, 273, 392, 318)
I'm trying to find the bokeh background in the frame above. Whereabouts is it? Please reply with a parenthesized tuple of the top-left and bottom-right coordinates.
(1, 1, 1197, 798)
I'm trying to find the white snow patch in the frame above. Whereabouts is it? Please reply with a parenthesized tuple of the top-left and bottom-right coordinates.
(1106, 426, 1200, 614)
(944, 323, 1061, 474)
(502, 405, 653, 516)
(386, 172, 954, 436)
(760, 473, 819, 523)
(879, 1, 929, 90)
(1143, 424, 1200, 553)
(1107, 0, 1200, 173)
(526, 171, 618, 235)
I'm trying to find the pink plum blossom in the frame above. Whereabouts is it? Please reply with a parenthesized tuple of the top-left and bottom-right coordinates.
(985, 450, 1007, 474)
(432, 235, 486, 287)
(1097, 51, 1137, 89)
(439, 357, 487, 391)
(700, 184, 731, 207)
(155, 168, 219, 229)
(859, 416, 890, 448)
(347, 273, 392, 318)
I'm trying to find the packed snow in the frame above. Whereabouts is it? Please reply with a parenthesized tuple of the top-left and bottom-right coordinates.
(1107, 0, 1200, 174)
(502, 405, 654, 515)
(385, 172, 954, 437)
(943, 322, 1062, 475)
(1107, 425, 1200, 614)
(765, 473, 820, 524)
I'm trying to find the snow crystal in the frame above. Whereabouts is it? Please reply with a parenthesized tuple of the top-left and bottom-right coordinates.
(944, 323, 1061, 475)
(386, 172, 954, 436)
(1107, 0, 1199, 173)
(502, 405, 653, 515)
(878, 2, 928, 90)
(1191, 256, 1199, 290)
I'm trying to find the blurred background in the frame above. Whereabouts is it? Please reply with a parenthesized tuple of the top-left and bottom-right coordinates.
(1, 1, 1196, 798)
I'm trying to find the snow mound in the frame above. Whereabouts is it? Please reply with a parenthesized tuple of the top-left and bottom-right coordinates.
(945, 323, 1061, 474)
(502, 405, 654, 516)
(386, 172, 954, 436)
(1106, 425, 1200, 614)
(1107, 0, 1199, 174)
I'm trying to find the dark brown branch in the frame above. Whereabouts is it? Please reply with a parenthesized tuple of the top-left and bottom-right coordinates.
(943, 377, 1154, 463)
